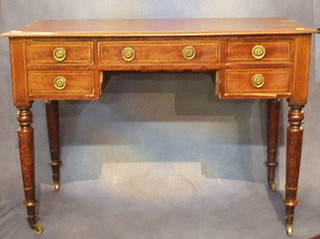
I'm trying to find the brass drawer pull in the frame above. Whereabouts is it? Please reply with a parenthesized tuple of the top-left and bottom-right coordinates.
(182, 46, 196, 60)
(252, 74, 265, 88)
(122, 47, 135, 61)
(54, 76, 67, 90)
(252, 45, 266, 60)
(53, 47, 67, 62)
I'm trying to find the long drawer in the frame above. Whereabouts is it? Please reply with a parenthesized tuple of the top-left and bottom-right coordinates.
(98, 40, 219, 67)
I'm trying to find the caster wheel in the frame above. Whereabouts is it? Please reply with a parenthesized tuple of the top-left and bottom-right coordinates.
(269, 182, 276, 191)
(286, 224, 293, 236)
(32, 224, 44, 234)
(54, 183, 60, 191)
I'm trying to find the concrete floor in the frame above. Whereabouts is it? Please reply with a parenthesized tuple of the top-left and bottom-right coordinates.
(1, 152, 320, 239)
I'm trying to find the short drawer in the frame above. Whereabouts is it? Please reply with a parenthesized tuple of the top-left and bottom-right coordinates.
(220, 69, 292, 98)
(98, 40, 219, 67)
(28, 71, 97, 99)
(27, 41, 93, 65)
(226, 40, 293, 62)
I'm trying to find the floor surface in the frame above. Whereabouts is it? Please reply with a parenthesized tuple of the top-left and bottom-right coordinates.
(1, 160, 320, 239)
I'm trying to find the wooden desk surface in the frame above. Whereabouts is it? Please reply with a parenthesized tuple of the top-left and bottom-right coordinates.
(2, 18, 316, 37)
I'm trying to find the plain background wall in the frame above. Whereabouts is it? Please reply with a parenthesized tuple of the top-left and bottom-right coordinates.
(0, 1, 319, 238)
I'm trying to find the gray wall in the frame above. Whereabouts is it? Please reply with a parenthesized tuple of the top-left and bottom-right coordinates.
(0, 0, 319, 238)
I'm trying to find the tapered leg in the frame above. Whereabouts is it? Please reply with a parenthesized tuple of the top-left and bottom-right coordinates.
(266, 99, 280, 191)
(45, 100, 61, 191)
(283, 105, 304, 235)
(17, 106, 44, 233)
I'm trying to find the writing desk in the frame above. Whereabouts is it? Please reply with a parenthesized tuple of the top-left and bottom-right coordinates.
(2, 18, 317, 235)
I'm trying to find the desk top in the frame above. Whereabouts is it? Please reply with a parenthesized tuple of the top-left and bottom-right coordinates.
(2, 18, 316, 38)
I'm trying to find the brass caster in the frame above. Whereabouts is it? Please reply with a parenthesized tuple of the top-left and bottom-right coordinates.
(286, 224, 293, 236)
(269, 182, 276, 191)
(54, 183, 60, 191)
(32, 224, 44, 234)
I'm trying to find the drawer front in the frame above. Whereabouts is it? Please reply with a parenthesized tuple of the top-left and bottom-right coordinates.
(27, 41, 93, 65)
(222, 69, 292, 97)
(28, 71, 97, 99)
(226, 40, 293, 62)
(99, 40, 219, 66)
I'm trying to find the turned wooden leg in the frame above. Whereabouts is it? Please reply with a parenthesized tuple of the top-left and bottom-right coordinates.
(266, 99, 280, 191)
(45, 100, 61, 191)
(17, 106, 44, 234)
(283, 105, 304, 235)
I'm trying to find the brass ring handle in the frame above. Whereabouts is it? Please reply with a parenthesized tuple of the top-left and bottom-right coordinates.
(252, 45, 266, 60)
(122, 47, 135, 62)
(53, 47, 67, 62)
(54, 76, 67, 90)
(252, 74, 265, 88)
(182, 46, 196, 60)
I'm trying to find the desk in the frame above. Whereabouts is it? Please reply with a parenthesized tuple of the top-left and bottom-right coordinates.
(2, 18, 317, 235)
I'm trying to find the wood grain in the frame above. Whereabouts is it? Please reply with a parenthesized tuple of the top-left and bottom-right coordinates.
(2, 18, 316, 37)
(2, 18, 316, 234)
(27, 41, 93, 65)
(226, 40, 293, 62)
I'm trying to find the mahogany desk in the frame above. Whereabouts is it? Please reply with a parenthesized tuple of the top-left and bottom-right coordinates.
(2, 18, 317, 235)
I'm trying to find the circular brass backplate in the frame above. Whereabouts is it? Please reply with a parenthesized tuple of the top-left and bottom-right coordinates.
(252, 74, 265, 88)
(182, 46, 196, 60)
(54, 76, 67, 90)
(252, 45, 266, 60)
(122, 47, 135, 62)
(53, 47, 67, 62)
